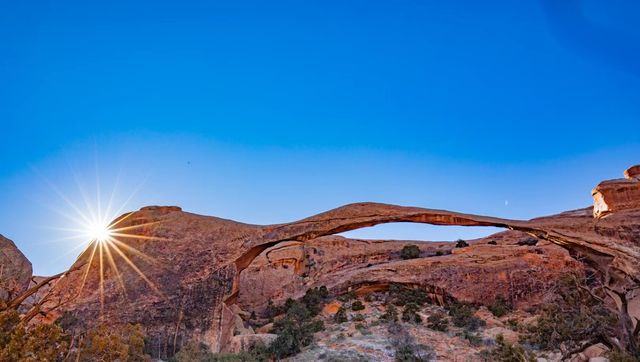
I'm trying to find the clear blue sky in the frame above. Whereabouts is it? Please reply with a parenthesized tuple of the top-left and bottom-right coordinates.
(1, 0, 639, 275)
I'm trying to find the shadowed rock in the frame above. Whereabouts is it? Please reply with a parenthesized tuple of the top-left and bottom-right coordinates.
(38, 166, 640, 356)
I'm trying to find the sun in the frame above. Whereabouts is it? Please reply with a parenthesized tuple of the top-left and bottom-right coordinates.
(88, 221, 112, 243)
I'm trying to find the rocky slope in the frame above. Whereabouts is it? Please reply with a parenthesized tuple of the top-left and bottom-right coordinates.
(0, 234, 32, 301)
(31, 165, 640, 360)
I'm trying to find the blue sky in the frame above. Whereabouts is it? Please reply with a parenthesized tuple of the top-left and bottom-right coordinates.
(1, 0, 639, 275)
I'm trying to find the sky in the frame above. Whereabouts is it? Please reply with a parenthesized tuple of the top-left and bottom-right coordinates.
(1, 0, 639, 275)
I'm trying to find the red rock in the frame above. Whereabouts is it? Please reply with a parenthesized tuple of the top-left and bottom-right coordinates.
(34, 166, 640, 357)
(0, 234, 32, 301)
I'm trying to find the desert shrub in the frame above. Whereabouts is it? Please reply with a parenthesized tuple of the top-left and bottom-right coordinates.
(460, 330, 483, 346)
(488, 296, 512, 317)
(301, 286, 330, 316)
(400, 245, 421, 260)
(488, 240, 497, 245)
(380, 304, 399, 323)
(352, 313, 366, 322)
(522, 275, 617, 351)
(171, 341, 268, 362)
(427, 312, 449, 332)
(447, 302, 486, 331)
(337, 291, 356, 302)
(333, 306, 348, 324)
(388, 283, 428, 306)
(0, 317, 70, 362)
(269, 300, 324, 359)
(506, 319, 519, 331)
(351, 300, 365, 311)
(78, 323, 148, 362)
(485, 334, 536, 362)
(401, 303, 422, 324)
(517, 237, 538, 246)
(387, 322, 434, 362)
(608, 351, 640, 362)
(435, 250, 444, 256)
(455, 239, 469, 248)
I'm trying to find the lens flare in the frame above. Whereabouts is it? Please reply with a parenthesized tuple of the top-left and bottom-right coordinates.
(38, 170, 166, 318)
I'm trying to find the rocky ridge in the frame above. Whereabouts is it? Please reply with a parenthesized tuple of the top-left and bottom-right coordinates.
(2, 164, 634, 360)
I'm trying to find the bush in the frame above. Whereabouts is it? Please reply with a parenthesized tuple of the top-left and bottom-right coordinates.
(447, 302, 486, 331)
(388, 322, 434, 362)
(352, 313, 366, 322)
(79, 324, 148, 362)
(485, 334, 536, 362)
(455, 239, 469, 248)
(400, 245, 421, 260)
(301, 286, 330, 316)
(427, 312, 449, 332)
(401, 303, 422, 324)
(351, 300, 365, 311)
(333, 306, 348, 324)
(488, 296, 512, 318)
(608, 351, 640, 362)
(388, 284, 428, 306)
(460, 330, 482, 346)
(380, 304, 399, 323)
(488, 241, 497, 245)
(270, 300, 324, 359)
(337, 291, 356, 302)
(522, 275, 616, 351)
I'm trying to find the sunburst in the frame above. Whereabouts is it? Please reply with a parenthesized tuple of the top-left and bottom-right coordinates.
(40, 170, 166, 317)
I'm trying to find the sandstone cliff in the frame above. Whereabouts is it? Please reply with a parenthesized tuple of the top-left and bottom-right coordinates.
(35, 165, 640, 358)
(0, 234, 32, 301)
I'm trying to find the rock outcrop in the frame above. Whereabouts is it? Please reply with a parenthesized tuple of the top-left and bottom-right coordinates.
(592, 164, 640, 218)
(38, 166, 640, 357)
(0, 234, 32, 301)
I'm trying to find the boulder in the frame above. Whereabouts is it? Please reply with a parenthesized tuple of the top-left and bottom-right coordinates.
(0, 234, 32, 301)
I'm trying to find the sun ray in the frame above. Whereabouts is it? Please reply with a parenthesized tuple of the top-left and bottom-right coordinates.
(109, 221, 163, 233)
(108, 238, 162, 267)
(98, 241, 105, 318)
(108, 240, 162, 295)
(103, 242, 128, 300)
(77, 241, 99, 295)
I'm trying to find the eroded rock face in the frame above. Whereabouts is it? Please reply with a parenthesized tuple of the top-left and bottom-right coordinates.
(0, 234, 32, 301)
(592, 165, 640, 218)
(40, 166, 640, 357)
(237, 232, 580, 314)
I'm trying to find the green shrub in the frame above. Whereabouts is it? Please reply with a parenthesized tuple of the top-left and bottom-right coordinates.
(387, 322, 434, 362)
(400, 245, 421, 260)
(388, 284, 428, 306)
(488, 296, 512, 318)
(455, 239, 469, 248)
(333, 306, 348, 324)
(435, 250, 444, 256)
(301, 286, 330, 316)
(447, 302, 486, 331)
(269, 300, 324, 359)
(488, 240, 497, 245)
(401, 303, 422, 324)
(380, 304, 399, 323)
(427, 312, 449, 332)
(485, 334, 536, 362)
(522, 275, 616, 351)
(79, 324, 148, 362)
(337, 291, 356, 302)
(351, 300, 365, 311)
(608, 351, 640, 362)
(352, 313, 366, 322)
(460, 330, 483, 346)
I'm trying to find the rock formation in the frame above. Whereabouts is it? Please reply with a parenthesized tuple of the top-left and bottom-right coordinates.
(0, 234, 32, 301)
(593, 165, 640, 218)
(34, 165, 640, 357)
